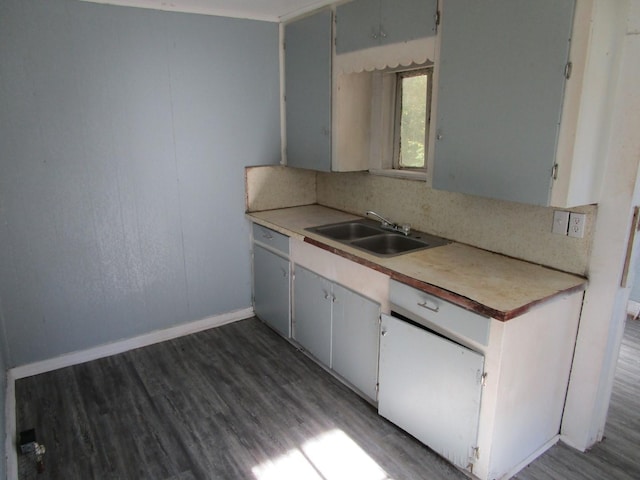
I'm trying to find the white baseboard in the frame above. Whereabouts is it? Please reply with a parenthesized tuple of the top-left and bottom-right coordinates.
(10, 307, 254, 380)
(4, 307, 254, 480)
(627, 300, 640, 318)
(5, 370, 16, 480)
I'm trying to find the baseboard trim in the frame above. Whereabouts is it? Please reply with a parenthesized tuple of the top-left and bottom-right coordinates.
(4, 307, 254, 480)
(10, 307, 254, 381)
(627, 300, 640, 318)
(5, 370, 16, 480)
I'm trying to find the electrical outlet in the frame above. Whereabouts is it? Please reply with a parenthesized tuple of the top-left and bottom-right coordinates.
(552, 210, 570, 235)
(568, 213, 586, 238)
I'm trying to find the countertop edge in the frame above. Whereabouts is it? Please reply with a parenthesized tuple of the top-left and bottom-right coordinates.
(247, 210, 588, 322)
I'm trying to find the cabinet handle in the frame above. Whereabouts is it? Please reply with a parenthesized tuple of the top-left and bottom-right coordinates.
(262, 232, 273, 240)
(280, 268, 288, 278)
(381, 329, 387, 336)
(417, 301, 439, 313)
(379, 28, 387, 39)
(323, 291, 330, 300)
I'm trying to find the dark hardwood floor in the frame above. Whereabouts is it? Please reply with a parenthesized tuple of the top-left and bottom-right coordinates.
(16, 317, 640, 480)
(16, 318, 462, 480)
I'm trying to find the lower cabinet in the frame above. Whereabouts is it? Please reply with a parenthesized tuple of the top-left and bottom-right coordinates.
(292, 265, 332, 365)
(293, 265, 380, 402)
(253, 244, 291, 338)
(378, 313, 484, 471)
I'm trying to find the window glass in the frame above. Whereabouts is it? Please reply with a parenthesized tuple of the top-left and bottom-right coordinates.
(396, 70, 431, 169)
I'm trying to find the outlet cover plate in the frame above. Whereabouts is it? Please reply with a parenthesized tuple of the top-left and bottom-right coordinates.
(568, 213, 586, 238)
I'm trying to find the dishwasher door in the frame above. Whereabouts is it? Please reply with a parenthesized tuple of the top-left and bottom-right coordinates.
(378, 313, 485, 471)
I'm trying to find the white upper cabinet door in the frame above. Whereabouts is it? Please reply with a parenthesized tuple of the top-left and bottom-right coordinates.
(285, 10, 333, 172)
(433, 0, 575, 206)
(335, 0, 438, 54)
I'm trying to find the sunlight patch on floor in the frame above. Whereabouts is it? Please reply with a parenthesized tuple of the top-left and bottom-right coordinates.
(252, 429, 393, 480)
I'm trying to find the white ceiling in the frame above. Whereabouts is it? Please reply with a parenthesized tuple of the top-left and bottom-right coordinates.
(80, 0, 335, 22)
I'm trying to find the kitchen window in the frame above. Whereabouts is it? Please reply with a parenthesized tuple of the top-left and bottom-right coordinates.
(394, 68, 432, 171)
(368, 63, 433, 179)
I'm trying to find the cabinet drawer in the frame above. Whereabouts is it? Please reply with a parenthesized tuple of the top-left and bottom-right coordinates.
(252, 223, 289, 255)
(389, 280, 490, 346)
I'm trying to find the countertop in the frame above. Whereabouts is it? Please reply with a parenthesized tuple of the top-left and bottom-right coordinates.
(247, 205, 587, 321)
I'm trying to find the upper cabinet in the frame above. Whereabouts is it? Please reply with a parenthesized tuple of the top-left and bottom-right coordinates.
(433, 0, 620, 207)
(433, 0, 575, 206)
(285, 10, 333, 172)
(335, 0, 438, 54)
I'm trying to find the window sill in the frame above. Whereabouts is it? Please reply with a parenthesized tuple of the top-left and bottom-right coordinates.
(369, 169, 427, 182)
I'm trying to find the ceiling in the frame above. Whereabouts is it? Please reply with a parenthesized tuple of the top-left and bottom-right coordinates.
(80, 0, 336, 22)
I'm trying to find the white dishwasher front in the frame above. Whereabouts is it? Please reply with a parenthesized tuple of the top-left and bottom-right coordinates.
(378, 312, 485, 473)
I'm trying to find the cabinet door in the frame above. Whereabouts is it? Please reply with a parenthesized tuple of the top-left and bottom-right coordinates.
(285, 10, 332, 172)
(253, 245, 290, 337)
(293, 266, 332, 366)
(378, 314, 484, 471)
(380, 0, 437, 46)
(336, 0, 437, 54)
(331, 284, 380, 402)
(335, 0, 380, 54)
(433, 0, 575, 206)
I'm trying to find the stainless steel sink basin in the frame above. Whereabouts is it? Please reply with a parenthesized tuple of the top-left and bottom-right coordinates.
(309, 222, 384, 241)
(306, 220, 450, 257)
(351, 233, 437, 256)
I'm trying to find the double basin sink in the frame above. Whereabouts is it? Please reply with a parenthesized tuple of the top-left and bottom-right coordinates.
(306, 220, 450, 257)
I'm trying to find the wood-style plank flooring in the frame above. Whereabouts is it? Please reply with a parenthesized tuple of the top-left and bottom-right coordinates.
(15, 317, 640, 479)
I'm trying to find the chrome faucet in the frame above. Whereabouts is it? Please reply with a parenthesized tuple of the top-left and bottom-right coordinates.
(366, 211, 411, 235)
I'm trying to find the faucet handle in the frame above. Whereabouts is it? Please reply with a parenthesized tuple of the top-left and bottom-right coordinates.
(401, 224, 411, 235)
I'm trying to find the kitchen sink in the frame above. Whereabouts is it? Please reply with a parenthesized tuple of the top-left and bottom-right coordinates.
(351, 233, 437, 255)
(306, 220, 450, 257)
(310, 222, 384, 241)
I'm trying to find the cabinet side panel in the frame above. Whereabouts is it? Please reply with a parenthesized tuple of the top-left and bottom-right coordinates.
(487, 293, 583, 478)
(433, 0, 575, 205)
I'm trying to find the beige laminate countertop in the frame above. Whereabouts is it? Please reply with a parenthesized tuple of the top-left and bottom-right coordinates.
(247, 205, 587, 321)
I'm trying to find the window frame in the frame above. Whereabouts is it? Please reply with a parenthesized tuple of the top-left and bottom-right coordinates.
(392, 68, 433, 172)
(367, 61, 434, 180)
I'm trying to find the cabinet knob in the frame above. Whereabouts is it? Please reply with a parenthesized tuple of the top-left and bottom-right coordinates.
(381, 330, 387, 336)
(379, 28, 387, 39)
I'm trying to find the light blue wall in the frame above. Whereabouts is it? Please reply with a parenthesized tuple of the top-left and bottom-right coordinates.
(0, 0, 281, 367)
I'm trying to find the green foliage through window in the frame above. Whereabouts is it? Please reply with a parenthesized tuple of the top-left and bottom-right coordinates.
(396, 69, 431, 169)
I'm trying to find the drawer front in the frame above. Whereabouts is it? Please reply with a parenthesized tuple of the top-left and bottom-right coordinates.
(252, 223, 289, 255)
(390, 280, 490, 346)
